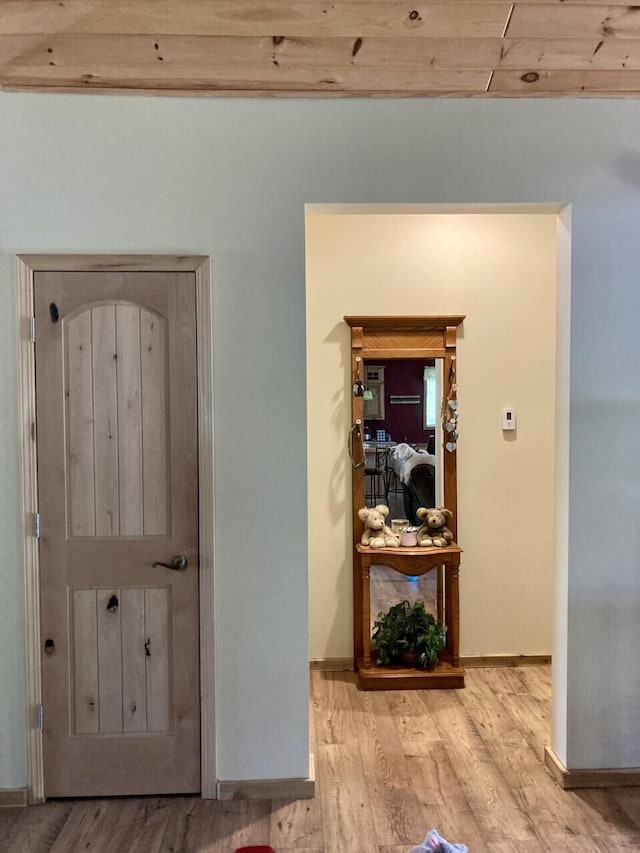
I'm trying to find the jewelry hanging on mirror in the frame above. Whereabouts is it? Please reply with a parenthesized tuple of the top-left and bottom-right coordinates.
(352, 356, 365, 397)
(442, 356, 459, 452)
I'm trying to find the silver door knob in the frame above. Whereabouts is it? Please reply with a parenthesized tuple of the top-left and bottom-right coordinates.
(153, 555, 188, 572)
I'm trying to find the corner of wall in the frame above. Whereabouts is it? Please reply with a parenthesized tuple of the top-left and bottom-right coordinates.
(550, 207, 572, 765)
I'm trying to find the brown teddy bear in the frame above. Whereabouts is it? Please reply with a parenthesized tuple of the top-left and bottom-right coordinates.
(416, 507, 454, 548)
(358, 505, 401, 548)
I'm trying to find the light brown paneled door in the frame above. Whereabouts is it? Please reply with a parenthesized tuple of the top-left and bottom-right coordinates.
(34, 271, 200, 797)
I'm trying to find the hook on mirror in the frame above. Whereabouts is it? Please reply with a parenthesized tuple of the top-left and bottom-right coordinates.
(353, 356, 365, 396)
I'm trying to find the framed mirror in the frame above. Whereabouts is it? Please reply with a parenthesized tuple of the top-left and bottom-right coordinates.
(362, 357, 443, 525)
(345, 315, 464, 542)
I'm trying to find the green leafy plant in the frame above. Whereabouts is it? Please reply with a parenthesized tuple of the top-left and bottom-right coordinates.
(372, 600, 446, 669)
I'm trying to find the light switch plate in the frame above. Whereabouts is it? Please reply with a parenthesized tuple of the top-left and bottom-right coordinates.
(502, 408, 516, 430)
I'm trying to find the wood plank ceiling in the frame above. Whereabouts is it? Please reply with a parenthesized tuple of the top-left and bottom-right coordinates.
(2, 1, 640, 97)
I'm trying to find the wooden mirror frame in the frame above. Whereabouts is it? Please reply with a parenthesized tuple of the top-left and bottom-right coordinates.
(344, 315, 465, 544)
(344, 315, 466, 690)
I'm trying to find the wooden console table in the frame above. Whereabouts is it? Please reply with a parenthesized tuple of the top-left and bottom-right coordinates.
(354, 544, 465, 690)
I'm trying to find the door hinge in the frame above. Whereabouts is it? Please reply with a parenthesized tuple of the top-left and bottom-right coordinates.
(34, 512, 41, 539)
(30, 317, 36, 343)
(37, 704, 44, 731)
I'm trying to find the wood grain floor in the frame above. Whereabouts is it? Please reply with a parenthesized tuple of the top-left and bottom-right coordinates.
(2, 666, 639, 852)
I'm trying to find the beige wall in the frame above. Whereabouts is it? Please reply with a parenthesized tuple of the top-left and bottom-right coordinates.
(306, 211, 558, 660)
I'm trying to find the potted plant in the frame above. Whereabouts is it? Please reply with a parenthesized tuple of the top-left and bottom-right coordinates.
(372, 600, 446, 669)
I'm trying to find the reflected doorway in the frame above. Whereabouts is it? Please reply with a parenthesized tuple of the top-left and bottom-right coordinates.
(362, 357, 443, 524)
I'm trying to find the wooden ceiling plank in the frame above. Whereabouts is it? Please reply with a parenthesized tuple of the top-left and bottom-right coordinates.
(0, 34, 504, 71)
(491, 67, 640, 92)
(0, 1, 513, 38)
(3, 0, 640, 96)
(0, 62, 492, 93)
(499, 36, 640, 69)
(508, 5, 640, 40)
(0, 83, 495, 98)
(509, 0, 640, 4)
(7, 33, 640, 79)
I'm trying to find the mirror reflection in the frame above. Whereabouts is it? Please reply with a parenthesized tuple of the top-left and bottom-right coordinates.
(369, 565, 438, 637)
(362, 358, 443, 525)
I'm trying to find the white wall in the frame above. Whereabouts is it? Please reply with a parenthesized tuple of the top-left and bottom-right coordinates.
(551, 209, 572, 765)
(1, 94, 640, 784)
(0, 251, 25, 787)
(306, 211, 558, 661)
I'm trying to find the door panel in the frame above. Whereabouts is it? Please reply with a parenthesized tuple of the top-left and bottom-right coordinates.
(95, 587, 124, 733)
(91, 305, 120, 537)
(115, 305, 144, 536)
(64, 303, 170, 539)
(121, 587, 147, 734)
(66, 309, 96, 537)
(36, 270, 199, 797)
(70, 587, 171, 736)
(71, 588, 99, 736)
(139, 308, 169, 535)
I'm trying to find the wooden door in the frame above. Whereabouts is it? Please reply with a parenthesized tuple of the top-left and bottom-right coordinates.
(35, 271, 200, 797)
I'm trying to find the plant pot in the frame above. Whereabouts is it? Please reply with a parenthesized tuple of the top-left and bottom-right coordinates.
(400, 651, 438, 670)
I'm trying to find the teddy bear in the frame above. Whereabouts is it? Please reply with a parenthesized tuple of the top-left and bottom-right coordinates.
(358, 505, 401, 548)
(416, 507, 454, 548)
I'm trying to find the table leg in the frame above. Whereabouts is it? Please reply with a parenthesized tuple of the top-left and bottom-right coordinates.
(445, 563, 460, 668)
(362, 557, 372, 668)
(353, 550, 363, 670)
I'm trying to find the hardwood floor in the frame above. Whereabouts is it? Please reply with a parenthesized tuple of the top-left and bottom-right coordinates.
(2, 667, 640, 852)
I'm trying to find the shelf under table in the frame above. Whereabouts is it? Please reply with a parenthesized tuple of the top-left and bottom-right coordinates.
(355, 657, 465, 691)
(354, 543, 464, 690)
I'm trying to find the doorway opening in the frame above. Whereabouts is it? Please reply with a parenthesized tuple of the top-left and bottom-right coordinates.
(304, 204, 571, 758)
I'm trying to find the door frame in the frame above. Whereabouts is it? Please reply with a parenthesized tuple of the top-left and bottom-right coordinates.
(17, 254, 216, 803)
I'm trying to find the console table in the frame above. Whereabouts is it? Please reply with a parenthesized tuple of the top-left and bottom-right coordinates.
(354, 544, 465, 690)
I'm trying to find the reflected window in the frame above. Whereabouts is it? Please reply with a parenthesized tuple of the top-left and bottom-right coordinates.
(423, 365, 437, 428)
